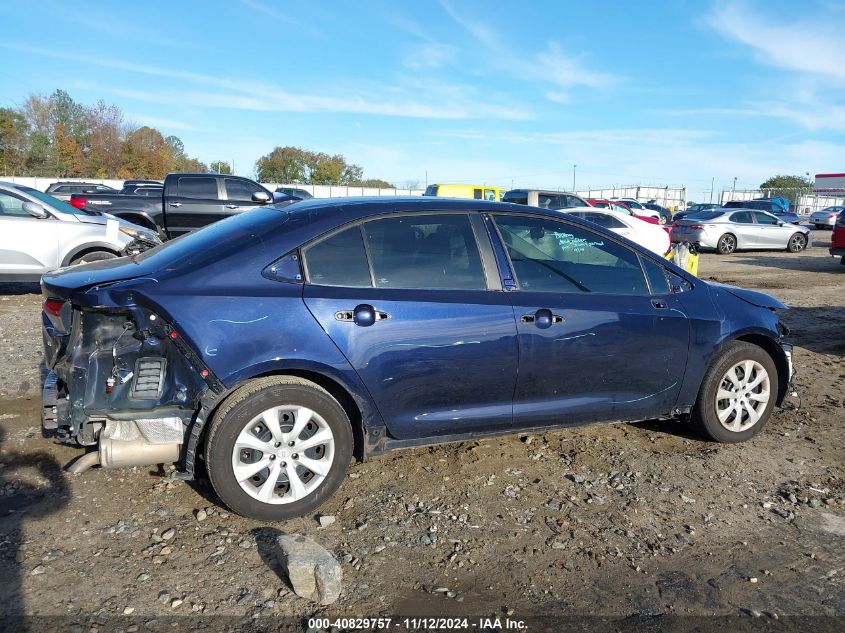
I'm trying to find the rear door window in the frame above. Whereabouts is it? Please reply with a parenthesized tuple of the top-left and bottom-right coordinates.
(730, 211, 754, 224)
(363, 214, 486, 290)
(753, 212, 779, 225)
(177, 177, 219, 199)
(303, 226, 372, 287)
(473, 188, 483, 200)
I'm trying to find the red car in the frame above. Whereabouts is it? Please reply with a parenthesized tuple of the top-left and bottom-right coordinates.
(831, 209, 845, 265)
(587, 199, 661, 225)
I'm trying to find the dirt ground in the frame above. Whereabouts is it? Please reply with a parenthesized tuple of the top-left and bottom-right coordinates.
(0, 231, 843, 630)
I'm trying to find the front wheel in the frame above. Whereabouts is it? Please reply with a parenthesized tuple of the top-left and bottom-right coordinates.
(692, 341, 778, 443)
(70, 250, 117, 265)
(787, 232, 807, 252)
(716, 233, 736, 255)
(205, 376, 353, 521)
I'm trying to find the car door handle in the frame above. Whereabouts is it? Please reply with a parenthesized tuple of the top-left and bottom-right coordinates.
(226, 204, 239, 209)
(651, 299, 668, 309)
(169, 202, 182, 208)
(336, 304, 390, 327)
(521, 308, 563, 329)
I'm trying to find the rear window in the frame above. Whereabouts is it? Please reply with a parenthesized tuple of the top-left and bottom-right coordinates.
(688, 211, 723, 221)
(303, 226, 372, 287)
(423, 185, 439, 196)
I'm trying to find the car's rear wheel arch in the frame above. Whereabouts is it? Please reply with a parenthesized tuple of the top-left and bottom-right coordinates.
(200, 369, 365, 463)
(114, 212, 157, 232)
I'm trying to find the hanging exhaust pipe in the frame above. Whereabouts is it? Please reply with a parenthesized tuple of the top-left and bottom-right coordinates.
(66, 450, 100, 474)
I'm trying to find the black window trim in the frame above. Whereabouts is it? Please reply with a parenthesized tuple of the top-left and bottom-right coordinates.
(300, 209, 501, 291)
(489, 211, 654, 296)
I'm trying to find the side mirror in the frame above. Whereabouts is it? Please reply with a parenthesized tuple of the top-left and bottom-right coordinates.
(23, 202, 49, 219)
(251, 191, 271, 203)
(777, 221, 785, 226)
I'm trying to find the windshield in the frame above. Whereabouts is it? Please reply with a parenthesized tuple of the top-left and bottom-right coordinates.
(20, 186, 100, 216)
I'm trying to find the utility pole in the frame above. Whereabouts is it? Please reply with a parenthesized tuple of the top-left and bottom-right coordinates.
(710, 177, 714, 203)
(572, 164, 577, 192)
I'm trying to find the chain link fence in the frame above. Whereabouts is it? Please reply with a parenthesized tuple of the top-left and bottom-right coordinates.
(719, 189, 845, 215)
(574, 185, 687, 211)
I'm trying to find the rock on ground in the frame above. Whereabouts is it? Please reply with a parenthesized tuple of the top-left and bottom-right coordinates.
(277, 533, 342, 605)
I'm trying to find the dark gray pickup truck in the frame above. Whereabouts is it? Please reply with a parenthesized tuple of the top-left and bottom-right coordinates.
(70, 173, 291, 239)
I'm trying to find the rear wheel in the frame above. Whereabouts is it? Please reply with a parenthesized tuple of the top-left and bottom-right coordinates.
(692, 341, 778, 443)
(716, 233, 736, 255)
(70, 250, 117, 265)
(205, 376, 353, 521)
(787, 232, 807, 252)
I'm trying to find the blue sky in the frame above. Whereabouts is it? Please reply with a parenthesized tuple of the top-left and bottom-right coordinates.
(1, 0, 844, 197)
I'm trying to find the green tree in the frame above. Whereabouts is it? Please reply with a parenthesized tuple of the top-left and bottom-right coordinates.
(759, 174, 813, 206)
(256, 146, 309, 182)
(351, 178, 394, 188)
(210, 160, 232, 174)
(0, 107, 28, 176)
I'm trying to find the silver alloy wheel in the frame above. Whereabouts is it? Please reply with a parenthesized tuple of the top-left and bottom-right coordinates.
(789, 233, 806, 251)
(231, 405, 335, 504)
(719, 235, 736, 253)
(715, 360, 771, 432)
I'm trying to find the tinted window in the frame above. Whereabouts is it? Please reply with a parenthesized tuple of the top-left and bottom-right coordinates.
(754, 211, 779, 225)
(423, 185, 439, 196)
(503, 192, 528, 205)
(483, 189, 497, 201)
(304, 226, 372, 287)
(730, 211, 754, 224)
(363, 214, 486, 290)
(177, 177, 218, 199)
(53, 185, 71, 193)
(577, 212, 626, 229)
(641, 256, 669, 294)
(688, 211, 723, 221)
(538, 194, 556, 209)
(473, 188, 482, 200)
(225, 178, 264, 201)
(494, 214, 647, 295)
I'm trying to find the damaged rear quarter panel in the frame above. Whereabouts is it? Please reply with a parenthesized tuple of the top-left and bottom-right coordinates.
(130, 273, 386, 431)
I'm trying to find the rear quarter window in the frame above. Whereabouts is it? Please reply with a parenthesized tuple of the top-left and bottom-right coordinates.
(303, 226, 372, 287)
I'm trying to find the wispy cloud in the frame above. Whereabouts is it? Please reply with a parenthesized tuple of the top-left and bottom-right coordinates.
(125, 113, 194, 131)
(403, 42, 458, 70)
(239, 0, 324, 38)
(1, 42, 529, 121)
(440, 1, 619, 102)
(707, 1, 845, 83)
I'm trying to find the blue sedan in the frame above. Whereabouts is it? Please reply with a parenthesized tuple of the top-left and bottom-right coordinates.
(41, 197, 794, 520)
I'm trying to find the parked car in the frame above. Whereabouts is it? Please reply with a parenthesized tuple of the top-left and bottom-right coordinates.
(565, 208, 670, 255)
(42, 197, 793, 520)
(809, 206, 845, 229)
(276, 187, 313, 201)
(503, 189, 589, 209)
(46, 181, 118, 201)
(609, 198, 663, 224)
(0, 181, 160, 282)
(830, 209, 845, 265)
(671, 209, 810, 254)
(675, 204, 721, 222)
(587, 198, 659, 224)
(642, 202, 673, 225)
(69, 173, 291, 239)
(723, 200, 802, 224)
(424, 183, 506, 201)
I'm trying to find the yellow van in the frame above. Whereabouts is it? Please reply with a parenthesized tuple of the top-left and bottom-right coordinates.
(423, 183, 506, 202)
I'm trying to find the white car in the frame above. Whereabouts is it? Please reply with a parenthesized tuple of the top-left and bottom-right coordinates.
(610, 198, 662, 223)
(566, 208, 670, 255)
(0, 181, 161, 282)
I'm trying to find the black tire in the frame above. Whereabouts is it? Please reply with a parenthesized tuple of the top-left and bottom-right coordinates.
(205, 376, 353, 521)
(716, 233, 736, 255)
(70, 250, 118, 265)
(787, 232, 807, 253)
(691, 341, 778, 443)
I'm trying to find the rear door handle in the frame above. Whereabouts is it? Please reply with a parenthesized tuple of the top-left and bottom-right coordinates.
(336, 304, 390, 327)
(169, 202, 182, 208)
(226, 204, 239, 209)
(651, 299, 667, 309)
(521, 308, 563, 329)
